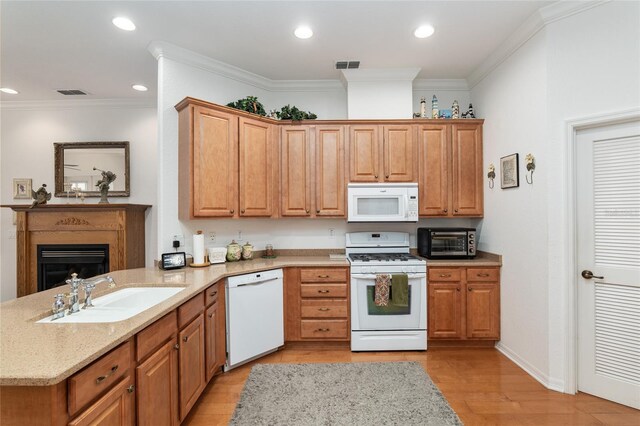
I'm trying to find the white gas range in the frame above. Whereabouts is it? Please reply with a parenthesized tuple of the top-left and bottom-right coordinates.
(346, 232, 427, 351)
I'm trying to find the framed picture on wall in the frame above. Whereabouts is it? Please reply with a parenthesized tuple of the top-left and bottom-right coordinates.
(13, 178, 32, 199)
(500, 153, 519, 189)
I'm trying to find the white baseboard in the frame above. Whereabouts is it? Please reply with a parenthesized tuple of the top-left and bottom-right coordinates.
(495, 342, 565, 392)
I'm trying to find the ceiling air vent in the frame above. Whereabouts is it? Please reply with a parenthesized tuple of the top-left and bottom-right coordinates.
(336, 61, 360, 70)
(57, 89, 88, 96)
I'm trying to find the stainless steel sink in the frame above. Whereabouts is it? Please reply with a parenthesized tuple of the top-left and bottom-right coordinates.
(37, 287, 185, 323)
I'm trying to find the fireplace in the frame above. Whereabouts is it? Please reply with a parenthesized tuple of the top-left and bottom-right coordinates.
(37, 244, 110, 292)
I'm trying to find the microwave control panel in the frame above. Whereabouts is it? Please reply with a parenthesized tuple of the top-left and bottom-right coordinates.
(407, 195, 418, 220)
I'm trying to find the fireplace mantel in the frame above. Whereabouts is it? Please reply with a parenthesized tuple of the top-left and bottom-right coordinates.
(4, 203, 150, 297)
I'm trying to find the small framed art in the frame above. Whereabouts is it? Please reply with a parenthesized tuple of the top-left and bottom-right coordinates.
(500, 154, 519, 189)
(13, 178, 32, 199)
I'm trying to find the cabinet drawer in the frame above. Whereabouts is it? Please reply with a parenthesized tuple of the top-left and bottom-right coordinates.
(178, 292, 205, 329)
(68, 340, 133, 416)
(300, 268, 348, 283)
(301, 299, 348, 318)
(300, 283, 347, 298)
(136, 311, 177, 362)
(428, 268, 462, 282)
(301, 320, 348, 339)
(467, 268, 499, 282)
(205, 281, 221, 307)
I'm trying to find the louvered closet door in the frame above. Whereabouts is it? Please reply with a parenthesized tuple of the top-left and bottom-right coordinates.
(576, 119, 640, 409)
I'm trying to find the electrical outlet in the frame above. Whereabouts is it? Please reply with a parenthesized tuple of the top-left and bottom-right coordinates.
(172, 234, 184, 247)
(207, 231, 216, 244)
(237, 230, 243, 241)
(329, 228, 335, 239)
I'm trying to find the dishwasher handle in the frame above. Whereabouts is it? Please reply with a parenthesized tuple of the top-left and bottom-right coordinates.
(234, 277, 279, 288)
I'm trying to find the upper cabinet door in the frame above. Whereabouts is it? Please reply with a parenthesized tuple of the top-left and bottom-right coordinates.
(281, 126, 312, 216)
(239, 117, 276, 217)
(315, 126, 346, 217)
(383, 125, 416, 182)
(418, 124, 449, 216)
(451, 123, 483, 217)
(349, 125, 381, 182)
(188, 106, 238, 217)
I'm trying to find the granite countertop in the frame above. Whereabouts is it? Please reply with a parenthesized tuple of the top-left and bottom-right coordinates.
(0, 255, 349, 386)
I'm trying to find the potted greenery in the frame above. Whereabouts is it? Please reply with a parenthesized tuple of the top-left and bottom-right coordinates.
(226, 96, 266, 116)
(276, 104, 317, 121)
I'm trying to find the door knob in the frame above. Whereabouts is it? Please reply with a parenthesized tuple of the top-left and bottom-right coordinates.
(581, 270, 604, 280)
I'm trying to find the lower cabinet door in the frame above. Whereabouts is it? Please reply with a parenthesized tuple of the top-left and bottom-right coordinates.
(205, 302, 219, 382)
(179, 313, 206, 421)
(466, 283, 500, 339)
(136, 339, 179, 426)
(428, 283, 463, 338)
(68, 376, 135, 426)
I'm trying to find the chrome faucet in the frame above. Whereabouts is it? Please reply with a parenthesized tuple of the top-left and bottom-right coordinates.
(65, 273, 116, 313)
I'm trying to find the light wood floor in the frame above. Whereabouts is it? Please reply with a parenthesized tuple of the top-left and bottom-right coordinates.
(183, 345, 640, 425)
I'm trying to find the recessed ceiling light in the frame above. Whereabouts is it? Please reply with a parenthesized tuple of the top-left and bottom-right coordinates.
(0, 87, 19, 94)
(132, 84, 148, 92)
(294, 26, 313, 39)
(414, 25, 435, 39)
(112, 17, 136, 31)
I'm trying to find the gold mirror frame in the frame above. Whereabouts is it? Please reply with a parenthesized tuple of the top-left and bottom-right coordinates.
(54, 141, 130, 197)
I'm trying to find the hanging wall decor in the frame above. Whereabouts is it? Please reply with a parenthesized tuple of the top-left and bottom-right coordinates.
(500, 153, 519, 189)
(525, 153, 536, 184)
(487, 164, 495, 189)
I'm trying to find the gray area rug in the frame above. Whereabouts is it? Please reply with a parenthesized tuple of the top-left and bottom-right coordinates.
(229, 362, 462, 425)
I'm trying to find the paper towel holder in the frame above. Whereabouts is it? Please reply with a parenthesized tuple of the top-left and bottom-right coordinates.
(161, 252, 186, 270)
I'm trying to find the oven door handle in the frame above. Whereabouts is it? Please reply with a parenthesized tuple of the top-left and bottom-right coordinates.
(351, 273, 426, 280)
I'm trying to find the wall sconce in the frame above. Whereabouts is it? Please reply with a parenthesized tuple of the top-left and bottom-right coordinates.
(525, 153, 535, 184)
(487, 163, 496, 189)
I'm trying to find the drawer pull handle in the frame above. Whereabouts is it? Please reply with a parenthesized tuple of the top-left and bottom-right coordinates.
(127, 385, 135, 394)
(318, 308, 330, 311)
(210, 290, 218, 297)
(318, 290, 330, 294)
(95, 365, 118, 384)
(183, 336, 188, 342)
(316, 328, 330, 332)
(477, 273, 490, 277)
(318, 275, 330, 278)
(439, 274, 451, 278)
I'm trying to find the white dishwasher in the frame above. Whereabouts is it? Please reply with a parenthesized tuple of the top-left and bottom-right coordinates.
(225, 268, 284, 371)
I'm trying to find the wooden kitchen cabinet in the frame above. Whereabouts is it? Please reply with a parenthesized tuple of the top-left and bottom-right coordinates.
(285, 267, 350, 341)
(239, 116, 278, 217)
(428, 266, 500, 342)
(178, 298, 206, 421)
(68, 376, 135, 426)
(135, 311, 179, 426)
(349, 125, 416, 183)
(280, 125, 346, 217)
(176, 98, 278, 219)
(418, 121, 483, 217)
(204, 281, 226, 382)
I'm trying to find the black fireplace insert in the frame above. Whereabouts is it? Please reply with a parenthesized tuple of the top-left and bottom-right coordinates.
(37, 244, 109, 292)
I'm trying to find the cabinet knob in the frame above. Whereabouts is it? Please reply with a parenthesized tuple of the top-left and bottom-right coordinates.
(444, 209, 448, 213)
(241, 209, 246, 214)
(183, 336, 188, 342)
(230, 209, 234, 214)
(468, 287, 472, 292)
(316, 209, 320, 213)
(306, 209, 310, 213)
(455, 209, 459, 213)
(385, 175, 389, 178)
(127, 385, 135, 394)
(208, 313, 214, 318)
(457, 287, 460, 292)
(174, 343, 179, 350)
(374, 175, 378, 179)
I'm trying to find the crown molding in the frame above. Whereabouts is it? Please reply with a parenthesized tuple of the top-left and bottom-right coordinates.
(0, 98, 156, 111)
(467, 0, 609, 89)
(413, 79, 469, 91)
(148, 41, 344, 93)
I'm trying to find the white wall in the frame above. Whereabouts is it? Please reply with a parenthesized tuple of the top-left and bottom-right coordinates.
(471, 30, 550, 384)
(0, 104, 157, 301)
(471, 0, 640, 391)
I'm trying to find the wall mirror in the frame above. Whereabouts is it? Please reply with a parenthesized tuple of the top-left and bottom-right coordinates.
(54, 141, 130, 197)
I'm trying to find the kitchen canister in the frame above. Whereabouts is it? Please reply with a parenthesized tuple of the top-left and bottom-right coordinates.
(241, 242, 254, 260)
(226, 240, 241, 262)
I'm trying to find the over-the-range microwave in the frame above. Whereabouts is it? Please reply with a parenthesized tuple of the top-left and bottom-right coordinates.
(347, 183, 419, 222)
